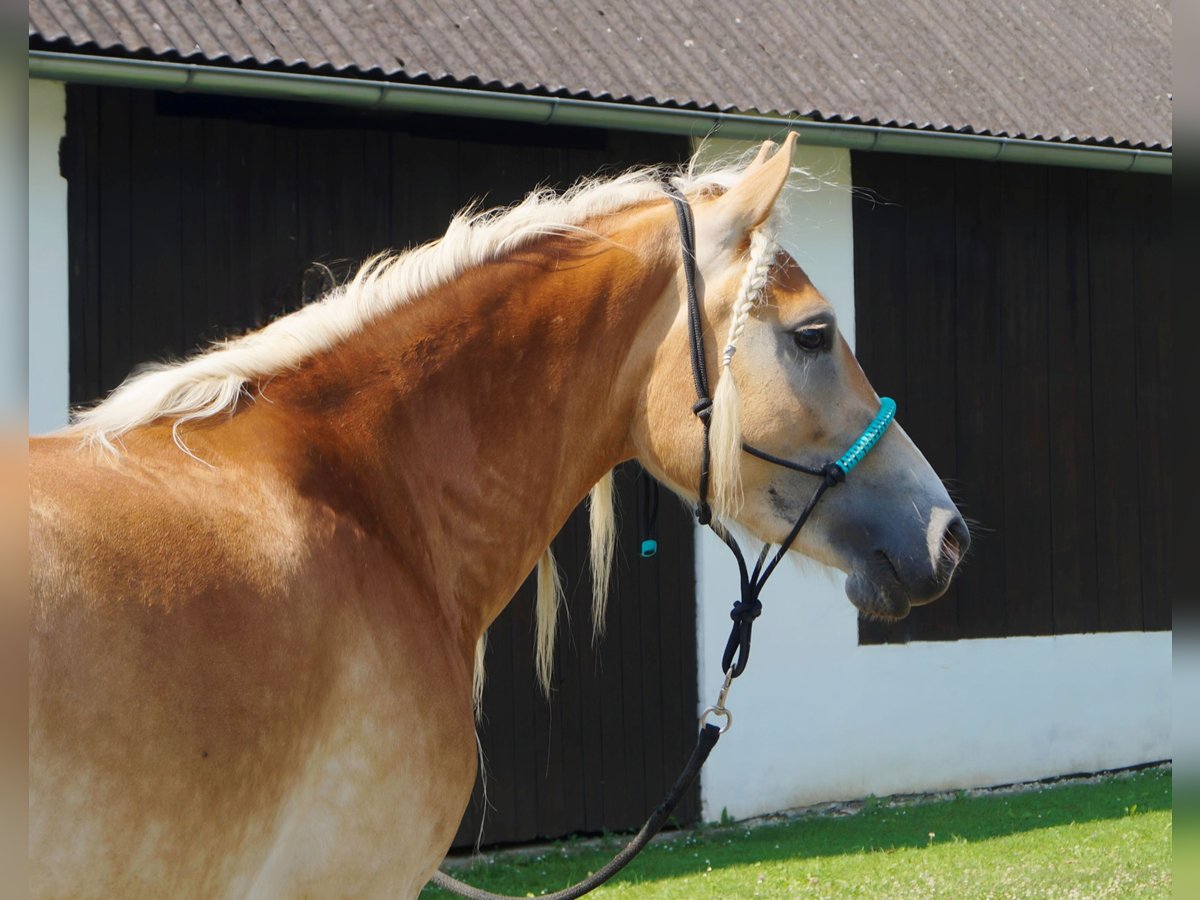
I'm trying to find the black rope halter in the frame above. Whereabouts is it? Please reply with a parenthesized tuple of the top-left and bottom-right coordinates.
(665, 187, 896, 679)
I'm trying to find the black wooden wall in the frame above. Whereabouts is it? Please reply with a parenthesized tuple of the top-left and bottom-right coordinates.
(62, 85, 698, 846)
(852, 152, 1171, 644)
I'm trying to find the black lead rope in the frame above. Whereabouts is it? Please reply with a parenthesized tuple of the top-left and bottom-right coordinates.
(430, 188, 896, 900)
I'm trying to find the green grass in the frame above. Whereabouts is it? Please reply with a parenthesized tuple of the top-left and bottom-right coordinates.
(423, 766, 1171, 898)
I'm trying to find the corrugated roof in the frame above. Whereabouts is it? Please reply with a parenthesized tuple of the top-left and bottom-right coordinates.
(29, 0, 1172, 150)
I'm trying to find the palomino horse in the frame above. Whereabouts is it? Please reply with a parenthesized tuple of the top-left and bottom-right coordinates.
(29, 134, 968, 897)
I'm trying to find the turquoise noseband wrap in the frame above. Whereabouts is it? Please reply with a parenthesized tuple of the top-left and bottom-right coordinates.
(835, 397, 897, 476)
(740, 396, 897, 485)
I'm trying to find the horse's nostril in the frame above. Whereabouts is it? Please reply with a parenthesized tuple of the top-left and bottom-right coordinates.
(941, 516, 970, 568)
(941, 531, 960, 567)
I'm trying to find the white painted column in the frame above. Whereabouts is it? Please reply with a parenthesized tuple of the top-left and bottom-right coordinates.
(28, 78, 70, 435)
(689, 137, 1171, 821)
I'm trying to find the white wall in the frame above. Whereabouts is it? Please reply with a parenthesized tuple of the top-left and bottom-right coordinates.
(28, 78, 70, 435)
(691, 136, 1172, 821)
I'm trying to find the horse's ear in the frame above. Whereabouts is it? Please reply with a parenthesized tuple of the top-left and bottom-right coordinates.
(748, 140, 775, 169)
(712, 131, 797, 235)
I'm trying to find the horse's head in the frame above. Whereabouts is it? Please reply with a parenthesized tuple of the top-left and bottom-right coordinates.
(635, 135, 968, 620)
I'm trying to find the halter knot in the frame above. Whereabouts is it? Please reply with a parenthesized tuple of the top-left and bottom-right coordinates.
(730, 597, 763, 624)
(822, 462, 847, 486)
(692, 397, 713, 423)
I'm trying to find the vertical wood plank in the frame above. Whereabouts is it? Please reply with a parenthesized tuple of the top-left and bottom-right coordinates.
(632, 468, 666, 825)
(333, 127, 367, 271)
(854, 154, 910, 409)
(269, 121, 301, 321)
(65, 85, 101, 404)
(549, 551, 578, 840)
(1134, 175, 1171, 630)
(127, 92, 169, 370)
(508, 582, 542, 840)
(176, 106, 207, 366)
(895, 154, 961, 642)
(241, 120, 277, 328)
(1087, 171, 1144, 631)
(595, 527, 632, 831)
(200, 115, 234, 345)
(95, 87, 133, 396)
(295, 126, 338, 304)
(480, 587, 521, 842)
(951, 158, 1008, 639)
(224, 117, 254, 336)
(997, 164, 1054, 636)
(644, 466, 684, 819)
(850, 152, 911, 645)
(575, 542, 607, 834)
(391, 131, 454, 248)
(1045, 168, 1100, 634)
(673, 471, 701, 824)
(616, 486, 650, 832)
(362, 126, 393, 254)
(553, 496, 589, 838)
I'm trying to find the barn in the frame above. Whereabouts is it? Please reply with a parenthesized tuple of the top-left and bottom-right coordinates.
(28, 1, 1171, 848)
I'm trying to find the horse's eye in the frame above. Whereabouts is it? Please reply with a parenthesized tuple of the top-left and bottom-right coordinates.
(793, 327, 827, 352)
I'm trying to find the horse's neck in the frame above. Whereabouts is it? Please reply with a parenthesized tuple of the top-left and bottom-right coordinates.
(251, 221, 675, 643)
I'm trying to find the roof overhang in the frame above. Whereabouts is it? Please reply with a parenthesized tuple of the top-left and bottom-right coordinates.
(29, 51, 1171, 176)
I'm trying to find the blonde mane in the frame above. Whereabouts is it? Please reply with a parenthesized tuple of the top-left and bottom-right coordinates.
(69, 145, 787, 700)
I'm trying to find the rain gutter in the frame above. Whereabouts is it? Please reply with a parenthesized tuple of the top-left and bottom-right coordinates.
(29, 50, 1171, 175)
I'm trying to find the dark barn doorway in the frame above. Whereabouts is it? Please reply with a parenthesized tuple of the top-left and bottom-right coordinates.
(852, 152, 1170, 645)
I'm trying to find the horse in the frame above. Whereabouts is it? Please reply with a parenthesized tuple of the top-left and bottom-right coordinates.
(29, 133, 968, 897)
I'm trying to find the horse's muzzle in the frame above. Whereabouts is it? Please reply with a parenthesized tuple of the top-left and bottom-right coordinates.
(844, 512, 970, 620)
